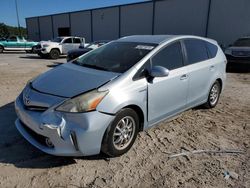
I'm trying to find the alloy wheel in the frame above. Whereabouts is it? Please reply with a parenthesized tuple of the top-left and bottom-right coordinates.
(209, 83, 219, 106)
(113, 116, 135, 150)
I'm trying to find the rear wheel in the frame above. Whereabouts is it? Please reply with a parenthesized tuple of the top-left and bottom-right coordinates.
(0, 46, 4, 53)
(204, 80, 221, 108)
(49, 49, 60, 59)
(101, 108, 139, 157)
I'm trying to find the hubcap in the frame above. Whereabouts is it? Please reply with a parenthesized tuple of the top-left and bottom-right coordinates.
(113, 116, 135, 150)
(210, 84, 219, 105)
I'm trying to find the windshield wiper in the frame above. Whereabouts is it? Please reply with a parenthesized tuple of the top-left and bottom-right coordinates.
(81, 64, 109, 71)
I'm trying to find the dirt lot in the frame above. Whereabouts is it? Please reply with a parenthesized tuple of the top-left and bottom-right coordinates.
(0, 52, 249, 188)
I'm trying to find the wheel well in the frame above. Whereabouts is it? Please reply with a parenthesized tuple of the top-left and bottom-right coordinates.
(123, 105, 145, 132)
(50, 48, 60, 53)
(216, 78, 223, 92)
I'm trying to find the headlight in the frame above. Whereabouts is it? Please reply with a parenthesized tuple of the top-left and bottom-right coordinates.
(56, 89, 108, 113)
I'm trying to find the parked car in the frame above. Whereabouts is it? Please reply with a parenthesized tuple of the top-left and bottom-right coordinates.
(34, 36, 85, 59)
(224, 37, 250, 71)
(67, 40, 110, 62)
(15, 35, 226, 157)
(0, 36, 38, 53)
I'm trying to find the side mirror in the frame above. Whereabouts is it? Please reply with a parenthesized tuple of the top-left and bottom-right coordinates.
(149, 66, 169, 78)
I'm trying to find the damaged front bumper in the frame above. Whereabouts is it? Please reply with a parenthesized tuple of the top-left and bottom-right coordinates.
(15, 93, 115, 156)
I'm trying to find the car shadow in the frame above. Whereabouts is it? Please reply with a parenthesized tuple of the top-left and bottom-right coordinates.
(19, 55, 50, 60)
(1, 51, 26, 54)
(226, 63, 250, 73)
(0, 102, 109, 169)
(19, 55, 66, 60)
(0, 102, 76, 169)
(47, 62, 64, 68)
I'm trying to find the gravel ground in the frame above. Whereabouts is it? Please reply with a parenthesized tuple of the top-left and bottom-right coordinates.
(0, 52, 249, 188)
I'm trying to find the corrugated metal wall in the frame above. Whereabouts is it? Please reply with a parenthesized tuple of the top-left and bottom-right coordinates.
(153, 0, 209, 36)
(26, 17, 40, 41)
(92, 7, 119, 41)
(52, 13, 70, 37)
(70, 11, 91, 42)
(207, 0, 250, 46)
(39, 16, 53, 40)
(120, 2, 153, 36)
(26, 0, 250, 46)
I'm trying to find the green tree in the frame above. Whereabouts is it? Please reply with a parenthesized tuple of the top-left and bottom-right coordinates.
(0, 23, 9, 38)
(0, 23, 27, 38)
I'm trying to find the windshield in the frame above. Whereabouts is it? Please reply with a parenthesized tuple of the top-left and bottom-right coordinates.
(73, 42, 156, 73)
(51, 37, 63, 43)
(233, 38, 250, 47)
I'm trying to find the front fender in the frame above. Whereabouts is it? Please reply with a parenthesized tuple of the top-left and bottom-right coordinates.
(0, 42, 4, 47)
(96, 79, 148, 126)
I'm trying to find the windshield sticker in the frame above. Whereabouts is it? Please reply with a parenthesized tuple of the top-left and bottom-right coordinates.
(135, 45, 154, 50)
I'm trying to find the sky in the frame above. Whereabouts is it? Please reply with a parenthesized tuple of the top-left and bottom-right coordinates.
(0, 0, 149, 27)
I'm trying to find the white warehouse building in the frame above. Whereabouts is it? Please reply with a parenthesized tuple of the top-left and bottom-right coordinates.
(26, 0, 250, 46)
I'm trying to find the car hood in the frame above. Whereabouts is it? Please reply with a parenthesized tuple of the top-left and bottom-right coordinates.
(32, 63, 120, 98)
(39, 41, 59, 46)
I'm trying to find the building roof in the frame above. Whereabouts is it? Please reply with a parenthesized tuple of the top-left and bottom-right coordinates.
(117, 35, 176, 44)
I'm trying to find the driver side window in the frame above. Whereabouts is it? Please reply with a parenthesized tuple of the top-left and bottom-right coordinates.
(151, 42, 184, 70)
(9, 36, 17, 42)
(63, 38, 72, 44)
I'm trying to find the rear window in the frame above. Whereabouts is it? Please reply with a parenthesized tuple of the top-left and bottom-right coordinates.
(233, 38, 250, 47)
(73, 38, 81, 44)
(184, 39, 209, 65)
(206, 42, 218, 58)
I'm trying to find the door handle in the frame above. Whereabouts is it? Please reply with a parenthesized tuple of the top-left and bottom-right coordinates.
(180, 74, 188, 80)
(210, 65, 215, 71)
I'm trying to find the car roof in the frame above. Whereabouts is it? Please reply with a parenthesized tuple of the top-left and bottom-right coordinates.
(117, 35, 177, 44)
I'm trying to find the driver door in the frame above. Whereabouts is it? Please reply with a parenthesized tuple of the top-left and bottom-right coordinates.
(148, 41, 189, 125)
(62, 38, 74, 54)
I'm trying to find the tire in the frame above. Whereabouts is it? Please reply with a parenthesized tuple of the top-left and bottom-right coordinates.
(204, 80, 221, 108)
(49, 49, 60, 59)
(31, 46, 35, 53)
(101, 108, 139, 157)
(0, 46, 4, 53)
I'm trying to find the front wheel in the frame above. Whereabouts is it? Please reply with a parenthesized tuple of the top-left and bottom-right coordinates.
(101, 108, 139, 157)
(204, 80, 221, 108)
(49, 49, 60, 59)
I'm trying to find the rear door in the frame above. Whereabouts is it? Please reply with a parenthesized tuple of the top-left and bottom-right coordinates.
(72, 38, 82, 49)
(148, 41, 189, 124)
(183, 39, 215, 107)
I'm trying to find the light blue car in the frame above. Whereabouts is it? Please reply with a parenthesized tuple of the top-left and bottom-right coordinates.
(15, 35, 226, 157)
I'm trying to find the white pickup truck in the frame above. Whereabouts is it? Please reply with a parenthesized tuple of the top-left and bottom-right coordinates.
(34, 36, 85, 59)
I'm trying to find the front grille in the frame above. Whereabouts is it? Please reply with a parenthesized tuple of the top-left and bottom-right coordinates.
(20, 121, 48, 147)
(232, 51, 250, 57)
(34, 44, 41, 49)
(24, 105, 48, 112)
